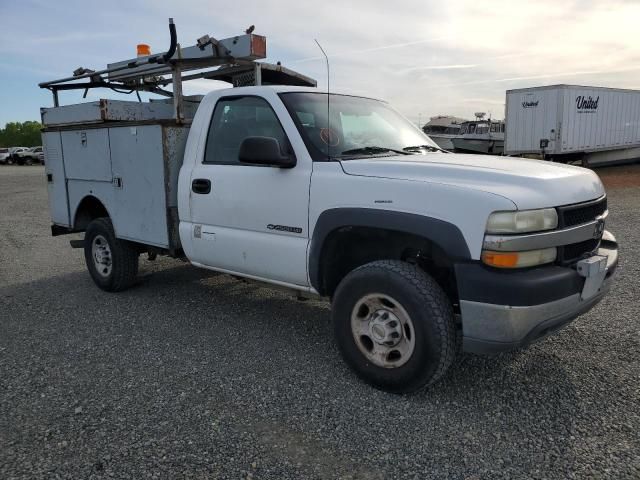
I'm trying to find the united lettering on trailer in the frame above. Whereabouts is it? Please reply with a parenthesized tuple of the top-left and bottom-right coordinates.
(576, 95, 600, 112)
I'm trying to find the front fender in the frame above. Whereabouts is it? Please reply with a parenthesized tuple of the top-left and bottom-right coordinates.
(308, 208, 471, 293)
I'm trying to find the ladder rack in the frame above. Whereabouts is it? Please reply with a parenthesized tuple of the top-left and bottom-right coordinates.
(39, 19, 316, 123)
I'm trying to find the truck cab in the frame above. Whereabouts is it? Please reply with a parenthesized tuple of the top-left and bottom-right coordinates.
(179, 85, 617, 375)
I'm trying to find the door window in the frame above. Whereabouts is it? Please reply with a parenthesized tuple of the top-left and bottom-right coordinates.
(475, 123, 489, 134)
(204, 96, 289, 165)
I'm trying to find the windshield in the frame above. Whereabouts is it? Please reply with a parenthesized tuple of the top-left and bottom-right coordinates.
(279, 92, 440, 160)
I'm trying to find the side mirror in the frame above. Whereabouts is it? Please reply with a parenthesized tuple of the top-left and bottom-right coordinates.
(238, 136, 296, 168)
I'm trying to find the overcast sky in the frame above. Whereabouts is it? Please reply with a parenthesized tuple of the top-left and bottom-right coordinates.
(1, 0, 639, 127)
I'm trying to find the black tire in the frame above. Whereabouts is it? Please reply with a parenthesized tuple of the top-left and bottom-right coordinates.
(332, 260, 457, 394)
(84, 217, 139, 292)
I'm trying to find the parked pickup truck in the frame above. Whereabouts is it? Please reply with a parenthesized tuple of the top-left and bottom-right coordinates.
(16, 146, 44, 165)
(41, 87, 618, 393)
(7, 147, 28, 164)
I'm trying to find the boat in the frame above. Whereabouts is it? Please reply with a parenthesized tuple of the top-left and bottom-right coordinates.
(451, 113, 505, 155)
(422, 115, 466, 150)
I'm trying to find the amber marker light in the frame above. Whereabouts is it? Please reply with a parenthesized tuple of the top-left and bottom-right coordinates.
(482, 248, 557, 269)
(481, 251, 520, 268)
(137, 44, 151, 57)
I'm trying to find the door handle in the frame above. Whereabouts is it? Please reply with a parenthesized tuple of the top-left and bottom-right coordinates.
(192, 178, 211, 194)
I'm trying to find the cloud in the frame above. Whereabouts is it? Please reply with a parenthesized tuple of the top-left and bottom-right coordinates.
(398, 64, 478, 74)
(290, 36, 454, 64)
(0, 61, 65, 78)
(2, 0, 640, 126)
(24, 32, 121, 45)
(434, 65, 640, 88)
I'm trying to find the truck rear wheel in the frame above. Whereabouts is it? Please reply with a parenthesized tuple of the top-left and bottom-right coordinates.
(84, 218, 139, 292)
(332, 260, 457, 393)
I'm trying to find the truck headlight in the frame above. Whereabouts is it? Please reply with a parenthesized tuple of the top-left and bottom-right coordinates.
(482, 248, 557, 269)
(486, 208, 558, 234)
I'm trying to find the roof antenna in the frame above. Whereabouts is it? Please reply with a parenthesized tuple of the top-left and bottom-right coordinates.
(314, 39, 331, 160)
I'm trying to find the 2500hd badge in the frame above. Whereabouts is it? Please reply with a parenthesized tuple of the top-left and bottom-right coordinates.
(267, 224, 303, 234)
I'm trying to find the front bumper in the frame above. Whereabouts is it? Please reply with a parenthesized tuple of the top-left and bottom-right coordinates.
(457, 237, 618, 354)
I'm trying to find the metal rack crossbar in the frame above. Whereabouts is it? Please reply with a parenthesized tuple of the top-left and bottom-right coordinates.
(39, 19, 316, 122)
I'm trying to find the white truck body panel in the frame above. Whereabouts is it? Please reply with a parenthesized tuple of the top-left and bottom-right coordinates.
(43, 121, 189, 250)
(308, 161, 516, 262)
(61, 129, 112, 181)
(43, 132, 70, 226)
(505, 84, 640, 156)
(40, 99, 198, 127)
(337, 155, 604, 211)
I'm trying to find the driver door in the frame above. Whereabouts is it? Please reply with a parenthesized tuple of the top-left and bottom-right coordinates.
(187, 94, 312, 287)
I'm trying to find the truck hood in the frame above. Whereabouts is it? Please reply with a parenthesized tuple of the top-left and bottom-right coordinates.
(339, 153, 605, 210)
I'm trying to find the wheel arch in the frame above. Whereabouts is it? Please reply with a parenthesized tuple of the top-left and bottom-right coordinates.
(72, 195, 112, 231)
(309, 208, 471, 297)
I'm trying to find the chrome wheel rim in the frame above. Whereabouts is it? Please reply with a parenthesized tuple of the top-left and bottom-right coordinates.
(91, 235, 112, 277)
(350, 293, 415, 368)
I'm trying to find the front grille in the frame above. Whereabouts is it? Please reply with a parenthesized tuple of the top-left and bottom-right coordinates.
(558, 197, 607, 228)
(554, 197, 607, 266)
(558, 238, 600, 265)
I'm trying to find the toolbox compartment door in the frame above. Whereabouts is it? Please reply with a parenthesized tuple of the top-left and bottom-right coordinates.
(60, 129, 112, 181)
(43, 131, 70, 226)
(108, 125, 170, 248)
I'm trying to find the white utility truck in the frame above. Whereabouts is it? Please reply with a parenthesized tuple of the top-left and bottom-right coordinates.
(40, 21, 618, 393)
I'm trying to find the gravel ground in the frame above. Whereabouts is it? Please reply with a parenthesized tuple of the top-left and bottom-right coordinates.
(1, 164, 639, 479)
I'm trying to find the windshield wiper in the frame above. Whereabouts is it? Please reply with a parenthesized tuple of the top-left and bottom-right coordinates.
(339, 146, 412, 157)
(403, 144, 448, 153)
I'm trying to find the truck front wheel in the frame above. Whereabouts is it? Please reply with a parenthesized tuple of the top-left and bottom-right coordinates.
(84, 218, 139, 292)
(332, 260, 457, 393)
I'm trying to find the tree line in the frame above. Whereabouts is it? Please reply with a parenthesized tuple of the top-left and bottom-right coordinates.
(0, 121, 43, 148)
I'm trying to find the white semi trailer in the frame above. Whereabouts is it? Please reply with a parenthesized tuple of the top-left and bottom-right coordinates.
(505, 84, 640, 165)
(39, 21, 618, 393)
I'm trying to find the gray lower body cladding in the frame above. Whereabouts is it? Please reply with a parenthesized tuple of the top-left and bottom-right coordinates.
(456, 243, 618, 354)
